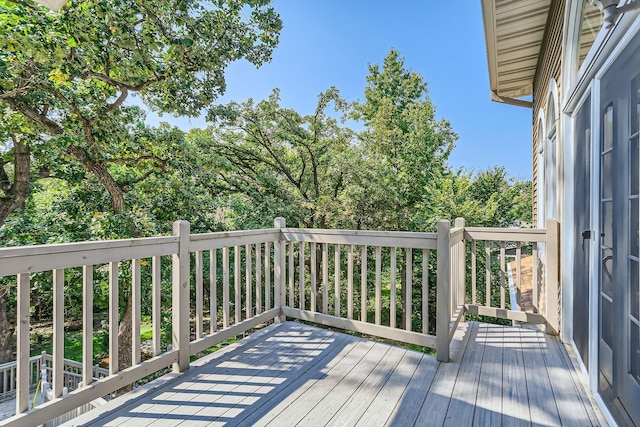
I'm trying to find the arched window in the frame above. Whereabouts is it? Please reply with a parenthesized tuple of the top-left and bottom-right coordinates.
(545, 80, 559, 221)
(536, 112, 546, 228)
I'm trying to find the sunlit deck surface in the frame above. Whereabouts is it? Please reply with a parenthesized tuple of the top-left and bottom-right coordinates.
(65, 321, 605, 427)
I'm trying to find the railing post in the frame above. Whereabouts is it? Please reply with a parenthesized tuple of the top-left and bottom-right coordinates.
(172, 220, 191, 373)
(545, 219, 560, 335)
(436, 220, 451, 362)
(274, 217, 286, 323)
(455, 218, 466, 320)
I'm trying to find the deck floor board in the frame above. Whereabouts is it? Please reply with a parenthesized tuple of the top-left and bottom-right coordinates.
(65, 321, 606, 427)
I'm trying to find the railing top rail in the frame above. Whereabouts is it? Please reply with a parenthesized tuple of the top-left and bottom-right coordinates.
(464, 227, 547, 243)
(281, 227, 438, 249)
(0, 236, 179, 276)
(449, 227, 464, 245)
(189, 228, 279, 251)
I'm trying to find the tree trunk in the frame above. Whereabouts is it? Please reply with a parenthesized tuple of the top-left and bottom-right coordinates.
(67, 145, 125, 213)
(0, 287, 16, 364)
(0, 138, 31, 228)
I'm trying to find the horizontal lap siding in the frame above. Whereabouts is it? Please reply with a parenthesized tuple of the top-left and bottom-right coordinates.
(532, 0, 565, 224)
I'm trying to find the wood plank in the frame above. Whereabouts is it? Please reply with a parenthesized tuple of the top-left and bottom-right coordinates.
(153, 256, 163, 353)
(324, 346, 407, 425)
(501, 325, 531, 426)
(361, 245, 367, 322)
(82, 265, 94, 385)
(157, 325, 339, 426)
(347, 244, 353, 320)
(282, 343, 393, 426)
(473, 323, 504, 427)
(322, 243, 328, 314)
(282, 307, 437, 348)
(414, 318, 472, 425)
(194, 252, 203, 339)
(16, 273, 29, 414)
(299, 241, 305, 310)
(382, 351, 439, 426)
(406, 247, 412, 331)
(485, 241, 491, 307)
(246, 244, 252, 319)
(85, 324, 298, 427)
(390, 247, 396, 329)
(186, 328, 350, 426)
(443, 322, 484, 426)
(0, 237, 179, 276)
(471, 240, 477, 305)
(540, 332, 594, 426)
(280, 229, 438, 249)
(132, 259, 142, 365)
(264, 242, 270, 311)
(334, 244, 341, 316)
(234, 246, 241, 324)
(222, 247, 230, 329)
(349, 350, 423, 426)
(422, 249, 429, 334)
(519, 327, 561, 427)
(465, 304, 547, 324)
(255, 244, 261, 315)
(310, 242, 316, 312)
(229, 333, 365, 427)
(108, 263, 118, 376)
(375, 246, 381, 325)
(500, 241, 506, 309)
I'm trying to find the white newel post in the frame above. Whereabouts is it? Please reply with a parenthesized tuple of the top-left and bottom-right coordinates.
(273, 217, 286, 323)
(436, 220, 451, 362)
(172, 220, 191, 373)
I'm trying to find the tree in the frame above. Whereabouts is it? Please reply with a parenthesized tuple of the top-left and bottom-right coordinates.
(0, 0, 282, 367)
(351, 49, 457, 327)
(205, 87, 356, 229)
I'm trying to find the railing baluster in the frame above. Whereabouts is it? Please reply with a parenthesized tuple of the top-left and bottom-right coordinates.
(322, 243, 328, 314)
(500, 241, 506, 309)
(256, 244, 262, 315)
(532, 242, 538, 312)
(516, 242, 521, 310)
(347, 244, 353, 320)
(223, 247, 230, 328)
(152, 256, 162, 354)
(265, 242, 271, 311)
(83, 265, 93, 386)
(390, 247, 397, 328)
(311, 242, 317, 312)
(234, 246, 241, 324)
(375, 246, 382, 325)
(361, 245, 367, 322)
(406, 248, 412, 331)
(471, 240, 477, 305)
(485, 241, 491, 307)
(16, 273, 29, 413)
(210, 250, 217, 333)
(246, 244, 252, 319)
(132, 259, 142, 365)
(194, 251, 203, 339)
(53, 268, 64, 397)
(422, 249, 429, 334)
(299, 241, 305, 310)
(108, 262, 118, 376)
(334, 244, 341, 316)
(289, 241, 294, 307)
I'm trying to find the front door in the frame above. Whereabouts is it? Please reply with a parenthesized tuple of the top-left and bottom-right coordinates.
(574, 94, 591, 369)
(599, 32, 640, 425)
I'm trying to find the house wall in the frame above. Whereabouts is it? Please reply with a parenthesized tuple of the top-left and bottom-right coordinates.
(532, 0, 565, 225)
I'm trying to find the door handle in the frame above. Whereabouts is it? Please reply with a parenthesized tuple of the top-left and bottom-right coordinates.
(581, 230, 592, 251)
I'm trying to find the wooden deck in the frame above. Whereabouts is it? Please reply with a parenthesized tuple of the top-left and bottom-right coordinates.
(64, 321, 605, 427)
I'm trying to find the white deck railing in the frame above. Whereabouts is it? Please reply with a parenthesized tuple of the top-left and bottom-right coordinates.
(0, 217, 559, 426)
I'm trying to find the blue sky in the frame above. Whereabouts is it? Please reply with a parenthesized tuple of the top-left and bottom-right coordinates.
(146, 1, 533, 179)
